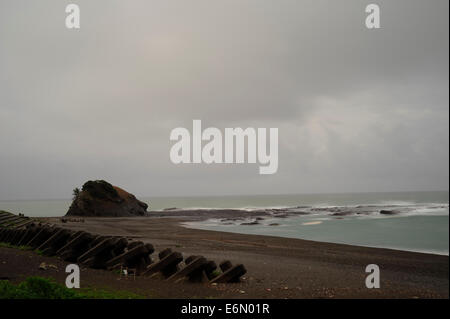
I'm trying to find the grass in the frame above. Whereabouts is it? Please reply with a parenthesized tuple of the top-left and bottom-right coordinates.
(0, 276, 145, 299)
(0, 242, 32, 251)
(1, 220, 24, 227)
(0, 242, 43, 255)
(0, 243, 148, 299)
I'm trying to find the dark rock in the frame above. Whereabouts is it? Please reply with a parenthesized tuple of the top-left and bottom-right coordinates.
(331, 212, 352, 216)
(380, 210, 399, 215)
(294, 211, 310, 215)
(240, 221, 259, 225)
(66, 180, 148, 217)
(221, 218, 243, 222)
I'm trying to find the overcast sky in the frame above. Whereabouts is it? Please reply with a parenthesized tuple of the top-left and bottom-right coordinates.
(0, 0, 448, 200)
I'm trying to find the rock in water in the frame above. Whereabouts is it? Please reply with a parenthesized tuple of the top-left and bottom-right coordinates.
(66, 180, 148, 217)
(379, 210, 399, 215)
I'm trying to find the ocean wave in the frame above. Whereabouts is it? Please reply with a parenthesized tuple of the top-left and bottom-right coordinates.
(160, 203, 449, 226)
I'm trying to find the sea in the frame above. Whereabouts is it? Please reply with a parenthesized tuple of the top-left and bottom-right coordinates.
(1, 191, 448, 255)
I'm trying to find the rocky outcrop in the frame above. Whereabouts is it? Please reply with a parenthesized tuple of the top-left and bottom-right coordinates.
(379, 210, 399, 215)
(66, 180, 148, 217)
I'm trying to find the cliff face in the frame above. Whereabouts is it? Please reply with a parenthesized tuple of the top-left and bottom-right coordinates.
(66, 180, 148, 217)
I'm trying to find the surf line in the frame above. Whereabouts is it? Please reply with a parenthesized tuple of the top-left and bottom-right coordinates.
(169, 120, 278, 174)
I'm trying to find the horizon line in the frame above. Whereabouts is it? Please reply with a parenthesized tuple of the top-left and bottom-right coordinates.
(1, 189, 448, 202)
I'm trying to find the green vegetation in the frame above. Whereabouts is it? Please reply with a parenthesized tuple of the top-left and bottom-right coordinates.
(35, 249, 44, 256)
(2, 220, 17, 227)
(0, 277, 145, 299)
(0, 242, 32, 251)
(72, 187, 80, 200)
(0, 242, 42, 254)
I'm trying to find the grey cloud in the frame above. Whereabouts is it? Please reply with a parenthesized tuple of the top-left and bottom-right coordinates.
(0, 0, 448, 199)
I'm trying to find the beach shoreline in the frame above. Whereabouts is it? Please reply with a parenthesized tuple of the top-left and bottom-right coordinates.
(24, 213, 448, 299)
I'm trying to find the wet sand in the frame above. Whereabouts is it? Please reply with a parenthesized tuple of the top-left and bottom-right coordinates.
(26, 214, 449, 299)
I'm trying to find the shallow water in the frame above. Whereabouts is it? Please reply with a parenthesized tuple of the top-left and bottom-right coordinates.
(184, 214, 449, 255)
